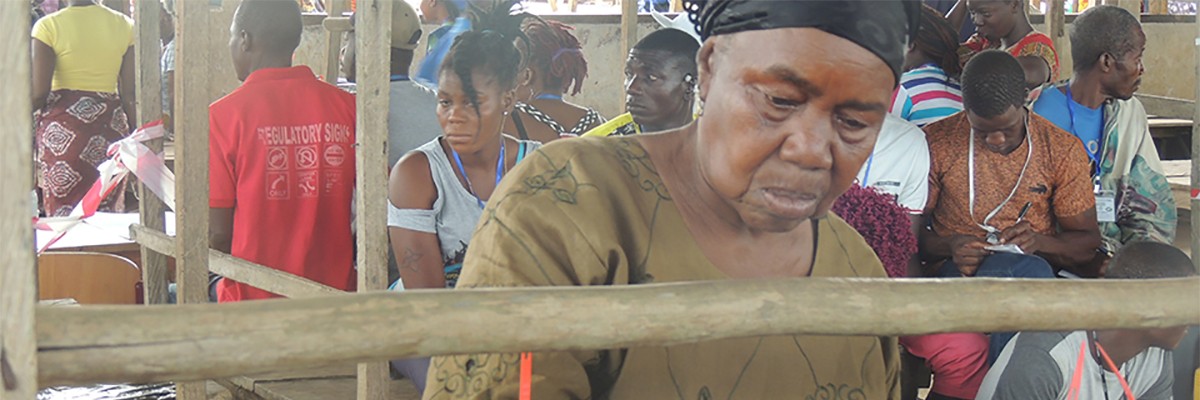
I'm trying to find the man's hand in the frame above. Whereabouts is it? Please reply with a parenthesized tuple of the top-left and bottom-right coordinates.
(1000, 221, 1042, 254)
(949, 235, 989, 276)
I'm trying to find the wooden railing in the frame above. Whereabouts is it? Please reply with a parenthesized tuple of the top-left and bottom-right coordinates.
(32, 277, 1200, 388)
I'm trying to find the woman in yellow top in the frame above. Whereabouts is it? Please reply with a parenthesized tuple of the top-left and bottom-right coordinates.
(31, 0, 135, 216)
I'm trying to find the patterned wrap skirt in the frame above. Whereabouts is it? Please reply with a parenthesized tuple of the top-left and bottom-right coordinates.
(35, 90, 130, 216)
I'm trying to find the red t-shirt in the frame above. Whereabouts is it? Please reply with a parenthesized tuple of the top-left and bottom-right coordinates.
(209, 66, 357, 302)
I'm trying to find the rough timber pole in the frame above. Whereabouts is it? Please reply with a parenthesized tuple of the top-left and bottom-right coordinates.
(325, 0, 348, 83)
(354, 0, 391, 399)
(134, 0, 169, 305)
(1046, 0, 1066, 56)
(174, 0, 211, 398)
(1193, 0, 1199, 272)
(620, 0, 638, 112)
(0, 2, 37, 398)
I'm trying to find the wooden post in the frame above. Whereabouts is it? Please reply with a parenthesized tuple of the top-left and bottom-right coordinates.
(174, 0, 211, 398)
(1046, 0, 1066, 58)
(1193, 3, 1199, 273)
(1147, 0, 1167, 14)
(620, 0, 638, 112)
(549, 0, 558, 13)
(325, 0, 348, 83)
(134, 0, 170, 306)
(353, 0, 391, 399)
(0, 2, 37, 398)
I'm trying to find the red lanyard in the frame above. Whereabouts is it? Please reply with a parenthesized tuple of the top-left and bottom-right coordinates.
(519, 352, 533, 400)
(1067, 334, 1137, 400)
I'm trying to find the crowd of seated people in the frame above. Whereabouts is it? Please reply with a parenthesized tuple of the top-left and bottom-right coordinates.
(28, 0, 1188, 399)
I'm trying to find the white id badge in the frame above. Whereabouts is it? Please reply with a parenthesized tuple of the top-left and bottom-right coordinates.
(1095, 190, 1116, 223)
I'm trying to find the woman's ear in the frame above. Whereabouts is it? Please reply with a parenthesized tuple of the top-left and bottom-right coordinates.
(502, 87, 518, 111)
(696, 39, 717, 104)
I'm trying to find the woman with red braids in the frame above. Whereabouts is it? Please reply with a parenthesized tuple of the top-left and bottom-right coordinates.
(502, 18, 604, 143)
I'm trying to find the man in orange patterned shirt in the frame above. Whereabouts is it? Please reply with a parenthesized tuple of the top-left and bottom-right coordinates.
(910, 51, 1102, 394)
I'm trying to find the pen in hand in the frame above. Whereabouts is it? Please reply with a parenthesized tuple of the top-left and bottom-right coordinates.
(1015, 202, 1032, 223)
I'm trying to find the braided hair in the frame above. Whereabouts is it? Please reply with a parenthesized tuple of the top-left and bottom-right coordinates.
(913, 4, 962, 79)
(831, 184, 916, 279)
(440, 0, 530, 116)
(522, 18, 588, 96)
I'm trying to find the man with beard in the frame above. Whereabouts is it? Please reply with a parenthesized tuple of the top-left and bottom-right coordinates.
(582, 28, 699, 137)
(1031, 5, 1176, 261)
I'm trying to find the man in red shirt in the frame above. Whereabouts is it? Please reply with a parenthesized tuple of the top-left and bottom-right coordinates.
(209, 0, 357, 302)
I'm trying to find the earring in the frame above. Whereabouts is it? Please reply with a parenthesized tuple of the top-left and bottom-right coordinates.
(697, 99, 705, 116)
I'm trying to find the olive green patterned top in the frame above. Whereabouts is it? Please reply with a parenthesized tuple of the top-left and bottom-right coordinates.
(423, 136, 900, 400)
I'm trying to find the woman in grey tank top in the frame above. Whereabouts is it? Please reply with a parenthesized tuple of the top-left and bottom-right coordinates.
(383, 2, 537, 393)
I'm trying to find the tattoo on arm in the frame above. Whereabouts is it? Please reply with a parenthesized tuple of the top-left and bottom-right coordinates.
(401, 247, 423, 273)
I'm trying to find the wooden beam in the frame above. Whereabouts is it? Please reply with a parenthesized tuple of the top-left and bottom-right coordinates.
(130, 224, 175, 258)
(353, 0, 392, 398)
(1046, 0, 1066, 57)
(1, 2, 37, 397)
(620, 0, 638, 112)
(33, 277, 1200, 387)
(1136, 94, 1196, 119)
(130, 225, 344, 298)
(174, 0, 212, 397)
(210, 251, 343, 299)
(324, 0, 348, 83)
(133, 0, 170, 306)
(1193, 8, 1199, 272)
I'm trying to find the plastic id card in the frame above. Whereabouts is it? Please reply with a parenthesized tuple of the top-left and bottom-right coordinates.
(1095, 190, 1116, 223)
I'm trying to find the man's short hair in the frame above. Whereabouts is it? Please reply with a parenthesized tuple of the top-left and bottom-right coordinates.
(1108, 241, 1196, 279)
(234, 0, 303, 56)
(1070, 5, 1142, 73)
(961, 50, 1026, 118)
(633, 28, 700, 73)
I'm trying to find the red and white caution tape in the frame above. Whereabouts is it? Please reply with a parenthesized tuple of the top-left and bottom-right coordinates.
(35, 121, 175, 253)
(1192, 188, 1199, 202)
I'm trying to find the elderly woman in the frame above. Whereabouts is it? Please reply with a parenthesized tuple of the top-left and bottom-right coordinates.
(422, 0, 919, 398)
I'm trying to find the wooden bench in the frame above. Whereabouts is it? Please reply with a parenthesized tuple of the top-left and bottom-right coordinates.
(1148, 117, 1192, 160)
(214, 365, 420, 400)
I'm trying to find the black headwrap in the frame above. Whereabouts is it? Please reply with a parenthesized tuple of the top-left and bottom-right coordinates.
(684, 0, 921, 85)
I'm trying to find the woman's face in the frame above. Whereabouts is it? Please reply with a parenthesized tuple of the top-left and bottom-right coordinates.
(694, 28, 894, 232)
(968, 0, 1018, 41)
(436, 68, 516, 153)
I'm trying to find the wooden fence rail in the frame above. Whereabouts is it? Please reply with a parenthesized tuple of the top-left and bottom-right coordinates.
(34, 277, 1200, 388)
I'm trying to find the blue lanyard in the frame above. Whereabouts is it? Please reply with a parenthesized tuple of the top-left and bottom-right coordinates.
(862, 152, 875, 185)
(390, 74, 410, 82)
(450, 139, 505, 209)
(534, 93, 563, 101)
(1064, 85, 1103, 178)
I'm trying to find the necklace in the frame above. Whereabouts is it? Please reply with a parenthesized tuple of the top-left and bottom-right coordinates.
(450, 138, 505, 209)
(968, 113, 1033, 244)
(534, 93, 563, 101)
